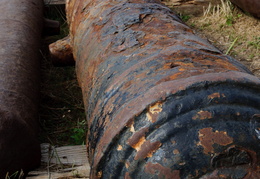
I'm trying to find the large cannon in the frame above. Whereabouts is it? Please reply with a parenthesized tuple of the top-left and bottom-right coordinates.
(0, 0, 43, 177)
(51, 0, 260, 178)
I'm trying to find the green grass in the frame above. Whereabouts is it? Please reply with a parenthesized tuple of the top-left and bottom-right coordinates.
(179, 14, 191, 22)
(248, 37, 260, 49)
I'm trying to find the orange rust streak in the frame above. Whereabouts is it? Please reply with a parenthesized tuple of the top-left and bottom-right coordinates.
(117, 145, 123, 151)
(215, 59, 240, 71)
(173, 149, 180, 154)
(172, 61, 195, 68)
(198, 128, 233, 154)
(192, 110, 213, 120)
(130, 124, 135, 133)
(146, 102, 163, 123)
(208, 92, 221, 99)
(134, 140, 162, 160)
(125, 161, 130, 169)
(127, 127, 149, 151)
(125, 172, 131, 179)
(162, 72, 184, 81)
(146, 112, 153, 123)
(132, 136, 146, 152)
(149, 102, 163, 114)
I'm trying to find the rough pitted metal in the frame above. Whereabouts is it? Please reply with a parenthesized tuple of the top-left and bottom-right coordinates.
(0, 0, 42, 176)
(65, 0, 260, 178)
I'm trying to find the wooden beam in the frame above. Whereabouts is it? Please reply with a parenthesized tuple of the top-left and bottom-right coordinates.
(27, 164, 90, 179)
(44, 0, 65, 5)
(40, 143, 88, 166)
(27, 144, 90, 178)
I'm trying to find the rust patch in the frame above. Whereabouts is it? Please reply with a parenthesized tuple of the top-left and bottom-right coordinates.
(146, 112, 153, 123)
(208, 92, 226, 99)
(149, 102, 163, 114)
(192, 110, 213, 120)
(117, 145, 123, 151)
(130, 136, 146, 152)
(135, 140, 162, 160)
(208, 92, 221, 99)
(146, 102, 163, 123)
(130, 124, 135, 133)
(125, 172, 131, 179)
(198, 128, 233, 154)
(97, 171, 102, 178)
(126, 119, 135, 132)
(173, 149, 180, 154)
(125, 161, 130, 169)
(144, 162, 180, 179)
(127, 127, 149, 151)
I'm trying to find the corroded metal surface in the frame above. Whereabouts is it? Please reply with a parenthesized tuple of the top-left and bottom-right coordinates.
(230, 0, 260, 18)
(0, 0, 43, 177)
(65, 0, 260, 178)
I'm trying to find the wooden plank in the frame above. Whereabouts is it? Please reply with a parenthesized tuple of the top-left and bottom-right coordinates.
(40, 143, 88, 166)
(27, 164, 90, 179)
(44, 0, 65, 5)
(27, 144, 90, 179)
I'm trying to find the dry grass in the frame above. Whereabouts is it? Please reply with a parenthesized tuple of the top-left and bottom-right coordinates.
(186, 0, 260, 77)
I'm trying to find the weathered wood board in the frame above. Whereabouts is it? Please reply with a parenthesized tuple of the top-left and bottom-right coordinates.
(40, 143, 88, 166)
(27, 144, 90, 179)
(27, 165, 89, 179)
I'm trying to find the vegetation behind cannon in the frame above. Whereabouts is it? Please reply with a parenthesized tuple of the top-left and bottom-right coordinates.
(50, 0, 260, 178)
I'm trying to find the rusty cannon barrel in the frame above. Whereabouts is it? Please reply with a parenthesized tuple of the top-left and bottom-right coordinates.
(0, 0, 43, 176)
(230, 0, 260, 19)
(58, 0, 260, 178)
